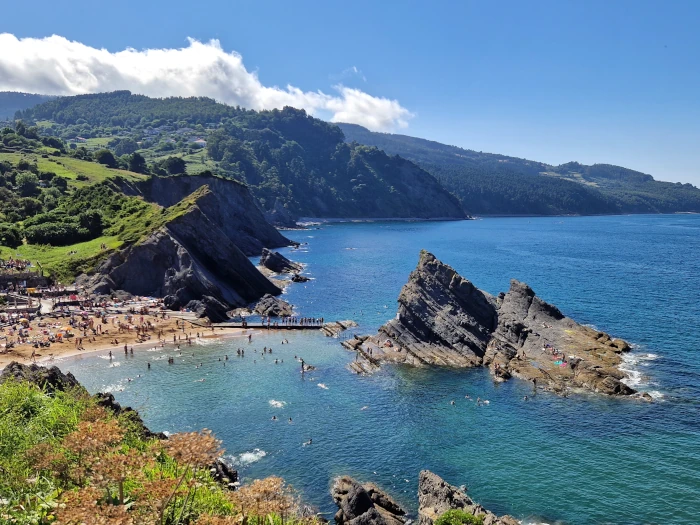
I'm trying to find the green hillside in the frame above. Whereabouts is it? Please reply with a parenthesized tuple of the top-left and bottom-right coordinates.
(338, 123, 700, 215)
(18, 91, 466, 219)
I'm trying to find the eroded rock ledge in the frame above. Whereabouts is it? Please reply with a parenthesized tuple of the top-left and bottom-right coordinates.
(344, 251, 636, 396)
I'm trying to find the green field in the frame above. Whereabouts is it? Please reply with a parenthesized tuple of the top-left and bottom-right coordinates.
(0, 151, 148, 187)
(0, 236, 123, 284)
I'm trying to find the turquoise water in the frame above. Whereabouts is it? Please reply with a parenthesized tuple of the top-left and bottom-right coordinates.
(63, 215, 700, 525)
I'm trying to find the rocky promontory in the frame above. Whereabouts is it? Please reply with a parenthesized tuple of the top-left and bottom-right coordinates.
(79, 184, 286, 321)
(332, 471, 518, 525)
(344, 251, 636, 396)
(260, 248, 303, 274)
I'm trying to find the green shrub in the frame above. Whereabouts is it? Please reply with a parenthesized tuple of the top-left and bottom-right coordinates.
(0, 222, 22, 248)
(24, 222, 91, 246)
(434, 509, 484, 525)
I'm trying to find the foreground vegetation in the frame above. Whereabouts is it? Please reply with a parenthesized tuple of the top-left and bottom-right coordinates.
(0, 377, 316, 525)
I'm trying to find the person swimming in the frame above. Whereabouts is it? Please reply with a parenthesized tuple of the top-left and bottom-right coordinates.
(450, 400, 455, 405)
(271, 415, 277, 420)
(303, 438, 312, 446)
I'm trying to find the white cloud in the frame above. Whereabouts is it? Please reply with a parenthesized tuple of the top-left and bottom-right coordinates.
(0, 33, 412, 131)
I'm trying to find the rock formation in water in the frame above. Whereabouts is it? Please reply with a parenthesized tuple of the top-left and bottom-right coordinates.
(332, 472, 518, 525)
(253, 294, 294, 317)
(79, 184, 284, 321)
(418, 471, 519, 525)
(332, 476, 407, 525)
(344, 251, 635, 396)
(260, 248, 303, 274)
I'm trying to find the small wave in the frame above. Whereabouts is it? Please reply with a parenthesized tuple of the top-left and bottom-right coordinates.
(227, 449, 267, 467)
(317, 383, 329, 390)
(109, 362, 121, 367)
(195, 338, 218, 346)
(146, 347, 163, 352)
(269, 399, 286, 408)
(648, 390, 665, 399)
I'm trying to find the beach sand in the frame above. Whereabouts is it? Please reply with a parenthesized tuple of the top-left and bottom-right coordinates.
(0, 313, 249, 370)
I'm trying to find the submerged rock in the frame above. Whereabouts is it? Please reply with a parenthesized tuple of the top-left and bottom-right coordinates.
(418, 471, 519, 525)
(352, 251, 636, 396)
(332, 476, 406, 525)
(260, 248, 303, 274)
(292, 273, 311, 282)
(253, 294, 294, 317)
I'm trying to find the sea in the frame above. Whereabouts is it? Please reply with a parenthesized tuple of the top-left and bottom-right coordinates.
(60, 215, 700, 525)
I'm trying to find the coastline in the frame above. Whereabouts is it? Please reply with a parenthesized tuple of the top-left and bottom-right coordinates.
(0, 312, 258, 371)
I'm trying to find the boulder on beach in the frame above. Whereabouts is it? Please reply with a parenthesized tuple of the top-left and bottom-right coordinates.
(253, 294, 294, 317)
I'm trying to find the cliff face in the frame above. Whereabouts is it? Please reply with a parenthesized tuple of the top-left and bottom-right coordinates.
(82, 186, 281, 321)
(122, 174, 290, 256)
(347, 251, 636, 397)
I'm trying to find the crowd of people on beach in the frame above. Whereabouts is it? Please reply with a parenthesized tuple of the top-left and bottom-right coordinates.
(0, 257, 32, 273)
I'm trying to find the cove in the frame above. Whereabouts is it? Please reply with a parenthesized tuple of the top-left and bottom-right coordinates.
(62, 215, 700, 525)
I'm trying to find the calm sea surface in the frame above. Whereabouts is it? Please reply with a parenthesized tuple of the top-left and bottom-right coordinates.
(63, 215, 700, 525)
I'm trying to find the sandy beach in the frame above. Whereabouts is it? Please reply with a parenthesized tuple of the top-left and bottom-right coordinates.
(0, 309, 253, 370)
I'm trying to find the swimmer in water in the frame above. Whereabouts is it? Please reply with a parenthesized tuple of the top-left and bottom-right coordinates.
(303, 438, 312, 446)
(288, 417, 293, 423)
(271, 416, 277, 421)
(450, 400, 455, 405)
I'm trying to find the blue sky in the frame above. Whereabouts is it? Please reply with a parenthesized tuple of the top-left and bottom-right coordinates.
(2, 0, 699, 184)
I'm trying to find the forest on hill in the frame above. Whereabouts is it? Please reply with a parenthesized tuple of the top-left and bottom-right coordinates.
(16, 92, 465, 220)
(337, 123, 700, 215)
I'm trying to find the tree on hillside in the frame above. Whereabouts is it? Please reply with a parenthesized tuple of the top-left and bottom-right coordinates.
(128, 152, 148, 174)
(163, 156, 186, 175)
(95, 149, 117, 168)
(15, 171, 39, 197)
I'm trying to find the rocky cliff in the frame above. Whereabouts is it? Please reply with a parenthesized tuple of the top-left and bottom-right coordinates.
(80, 186, 281, 321)
(119, 174, 290, 256)
(260, 248, 303, 274)
(344, 251, 636, 396)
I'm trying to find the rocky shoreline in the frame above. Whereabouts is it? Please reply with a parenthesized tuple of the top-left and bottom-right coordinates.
(344, 251, 646, 398)
(2, 362, 530, 523)
(332, 471, 519, 525)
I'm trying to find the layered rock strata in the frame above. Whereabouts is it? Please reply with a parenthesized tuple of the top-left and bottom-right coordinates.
(260, 248, 303, 274)
(344, 251, 635, 396)
(79, 186, 282, 321)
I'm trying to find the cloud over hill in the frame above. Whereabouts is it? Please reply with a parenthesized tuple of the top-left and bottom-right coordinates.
(0, 33, 412, 131)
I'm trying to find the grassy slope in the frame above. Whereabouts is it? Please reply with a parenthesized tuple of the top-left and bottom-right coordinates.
(0, 154, 157, 283)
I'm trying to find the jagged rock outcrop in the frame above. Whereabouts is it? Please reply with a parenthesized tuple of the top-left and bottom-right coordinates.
(254, 294, 293, 317)
(128, 174, 290, 256)
(346, 251, 636, 396)
(79, 187, 281, 322)
(332, 476, 406, 525)
(260, 248, 303, 274)
(418, 471, 519, 525)
(292, 273, 311, 283)
(0, 362, 80, 393)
